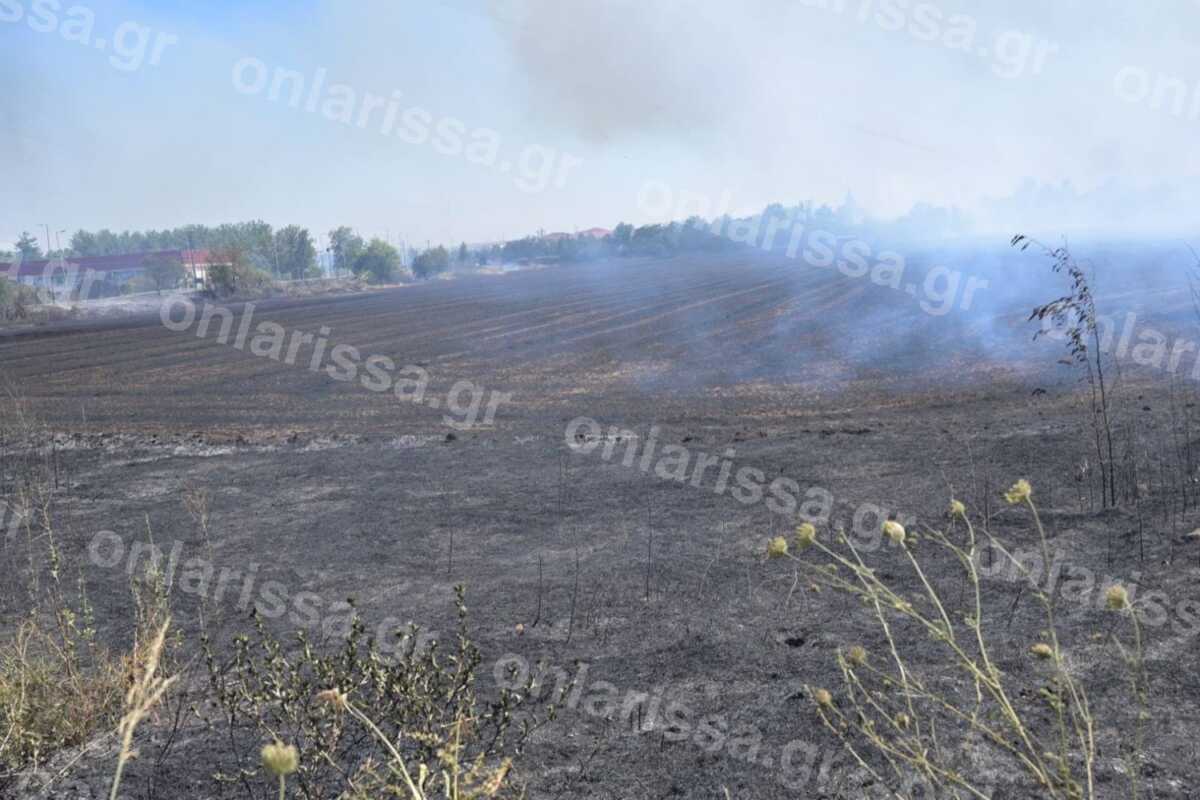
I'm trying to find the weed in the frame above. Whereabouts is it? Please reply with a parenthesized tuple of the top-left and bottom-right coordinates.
(202, 585, 567, 799)
(774, 481, 1146, 799)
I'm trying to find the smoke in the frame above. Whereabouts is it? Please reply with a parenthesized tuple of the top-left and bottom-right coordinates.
(487, 0, 1200, 231)
(487, 0, 759, 143)
(976, 178, 1200, 239)
(6, 0, 1200, 244)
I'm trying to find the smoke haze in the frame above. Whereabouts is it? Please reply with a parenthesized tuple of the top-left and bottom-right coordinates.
(2, 0, 1198, 245)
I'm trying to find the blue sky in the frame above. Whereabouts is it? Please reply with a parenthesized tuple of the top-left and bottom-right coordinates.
(3, 0, 1199, 250)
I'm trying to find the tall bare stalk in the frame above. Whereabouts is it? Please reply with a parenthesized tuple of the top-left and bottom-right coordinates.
(1017, 236, 1116, 507)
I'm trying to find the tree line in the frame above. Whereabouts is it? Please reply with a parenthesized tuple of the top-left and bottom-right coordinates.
(0, 222, 320, 281)
(5, 193, 960, 291)
(1, 222, 469, 285)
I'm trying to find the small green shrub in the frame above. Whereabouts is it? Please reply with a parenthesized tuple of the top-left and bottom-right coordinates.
(0, 279, 41, 321)
(206, 248, 272, 297)
(203, 586, 566, 799)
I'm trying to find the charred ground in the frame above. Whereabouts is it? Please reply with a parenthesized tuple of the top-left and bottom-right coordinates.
(3, 249, 1199, 799)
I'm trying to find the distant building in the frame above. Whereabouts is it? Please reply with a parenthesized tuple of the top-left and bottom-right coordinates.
(541, 228, 610, 243)
(0, 249, 224, 295)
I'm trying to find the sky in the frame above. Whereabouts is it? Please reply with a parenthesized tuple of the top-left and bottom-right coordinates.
(3, 0, 1199, 251)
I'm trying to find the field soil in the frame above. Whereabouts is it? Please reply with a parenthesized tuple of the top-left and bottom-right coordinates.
(2, 251, 1199, 799)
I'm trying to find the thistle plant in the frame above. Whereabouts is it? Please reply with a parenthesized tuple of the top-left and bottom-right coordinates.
(771, 481, 1148, 799)
(1104, 583, 1147, 800)
(766, 536, 789, 559)
(261, 740, 299, 800)
(335, 693, 514, 800)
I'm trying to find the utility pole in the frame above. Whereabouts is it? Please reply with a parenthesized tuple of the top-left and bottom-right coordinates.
(40, 223, 55, 303)
(53, 229, 68, 297)
(186, 232, 198, 287)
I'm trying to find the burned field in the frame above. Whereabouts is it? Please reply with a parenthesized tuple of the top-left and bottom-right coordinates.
(3, 251, 1200, 799)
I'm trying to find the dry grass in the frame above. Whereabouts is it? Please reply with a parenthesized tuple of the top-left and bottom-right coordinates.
(0, 619, 126, 779)
(0, 545, 175, 795)
(108, 616, 177, 800)
(0, 386, 179, 796)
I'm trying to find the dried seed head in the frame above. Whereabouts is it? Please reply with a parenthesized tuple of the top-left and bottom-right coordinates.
(1106, 585, 1129, 611)
(882, 520, 906, 546)
(1030, 643, 1054, 660)
(794, 522, 817, 550)
(767, 536, 789, 559)
(316, 688, 349, 712)
(1004, 479, 1032, 505)
(949, 499, 967, 518)
(846, 645, 867, 666)
(896, 712, 911, 730)
(814, 688, 833, 707)
(261, 741, 299, 777)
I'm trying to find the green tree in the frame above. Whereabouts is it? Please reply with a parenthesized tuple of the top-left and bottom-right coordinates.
(457, 242, 469, 264)
(353, 239, 401, 283)
(141, 254, 187, 294)
(231, 221, 276, 273)
(273, 226, 317, 279)
(412, 246, 450, 279)
(328, 226, 365, 276)
(15, 232, 42, 260)
(205, 246, 269, 297)
(629, 224, 674, 257)
(69, 230, 98, 257)
(611, 223, 634, 247)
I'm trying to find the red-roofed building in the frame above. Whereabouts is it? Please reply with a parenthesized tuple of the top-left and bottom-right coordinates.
(540, 228, 611, 243)
(0, 249, 222, 294)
